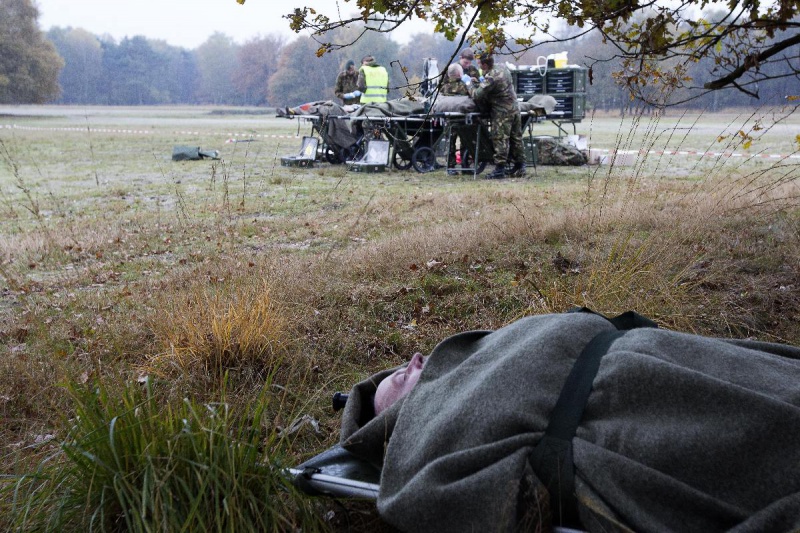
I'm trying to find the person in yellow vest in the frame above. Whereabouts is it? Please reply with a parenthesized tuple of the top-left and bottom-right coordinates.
(357, 55, 389, 104)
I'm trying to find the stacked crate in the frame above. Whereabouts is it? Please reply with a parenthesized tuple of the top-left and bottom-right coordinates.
(513, 67, 588, 121)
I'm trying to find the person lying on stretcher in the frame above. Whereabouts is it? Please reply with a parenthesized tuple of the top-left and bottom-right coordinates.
(338, 310, 800, 533)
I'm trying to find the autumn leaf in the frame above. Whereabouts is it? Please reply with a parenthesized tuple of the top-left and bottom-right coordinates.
(743, 139, 752, 150)
(236, 0, 245, 4)
(787, 95, 800, 101)
(426, 259, 444, 271)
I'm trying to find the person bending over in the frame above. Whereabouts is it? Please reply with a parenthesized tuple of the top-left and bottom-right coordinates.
(465, 53, 526, 179)
(335, 59, 361, 105)
(439, 63, 472, 175)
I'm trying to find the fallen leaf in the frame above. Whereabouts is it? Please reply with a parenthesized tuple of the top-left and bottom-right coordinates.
(33, 434, 55, 444)
(426, 259, 444, 270)
(279, 414, 322, 437)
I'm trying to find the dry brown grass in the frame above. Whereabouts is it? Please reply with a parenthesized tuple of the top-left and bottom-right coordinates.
(144, 279, 293, 386)
(1, 106, 798, 530)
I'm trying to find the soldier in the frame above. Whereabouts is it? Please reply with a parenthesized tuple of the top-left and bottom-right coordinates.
(458, 48, 481, 80)
(334, 59, 361, 105)
(441, 63, 470, 174)
(357, 55, 389, 104)
(441, 63, 470, 97)
(466, 52, 526, 179)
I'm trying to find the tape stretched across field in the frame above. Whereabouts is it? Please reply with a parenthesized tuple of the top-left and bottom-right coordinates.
(1, 123, 301, 141)
(3, 123, 799, 159)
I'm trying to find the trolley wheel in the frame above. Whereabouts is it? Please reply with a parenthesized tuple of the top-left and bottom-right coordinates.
(339, 146, 355, 163)
(461, 150, 487, 175)
(411, 146, 445, 173)
(325, 147, 342, 164)
(393, 150, 413, 170)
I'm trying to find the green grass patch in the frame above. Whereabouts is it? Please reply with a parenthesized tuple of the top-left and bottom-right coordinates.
(2, 377, 324, 532)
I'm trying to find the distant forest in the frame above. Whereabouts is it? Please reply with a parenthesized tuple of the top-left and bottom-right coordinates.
(46, 24, 795, 111)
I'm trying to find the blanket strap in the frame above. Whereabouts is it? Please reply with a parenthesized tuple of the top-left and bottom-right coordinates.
(529, 308, 656, 528)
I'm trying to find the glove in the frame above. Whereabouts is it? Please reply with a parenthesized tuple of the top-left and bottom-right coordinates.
(460, 74, 472, 86)
(352, 90, 362, 97)
(344, 92, 356, 99)
(479, 76, 485, 83)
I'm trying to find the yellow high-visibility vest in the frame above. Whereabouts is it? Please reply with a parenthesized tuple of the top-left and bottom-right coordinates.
(360, 65, 388, 103)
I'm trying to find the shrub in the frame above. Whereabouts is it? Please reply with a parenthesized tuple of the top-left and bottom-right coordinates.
(146, 280, 291, 383)
(2, 377, 324, 532)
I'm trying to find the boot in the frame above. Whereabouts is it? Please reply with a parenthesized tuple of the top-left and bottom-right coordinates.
(447, 157, 460, 175)
(509, 161, 526, 177)
(486, 164, 507, 179)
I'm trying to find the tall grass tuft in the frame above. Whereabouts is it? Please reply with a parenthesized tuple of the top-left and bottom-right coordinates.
(2, 376, 325, 532)
(147, 280, 290, 383)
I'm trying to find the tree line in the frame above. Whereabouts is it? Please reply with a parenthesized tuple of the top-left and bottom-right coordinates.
(1, 0, 795, 110)
(48, 25, 794, 111)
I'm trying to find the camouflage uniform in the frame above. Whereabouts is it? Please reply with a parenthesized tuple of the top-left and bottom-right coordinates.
(335, 70, 360, 105)
(468, 65, 525, 167)
(440, 78, 470, 168)
(440, 78, 470, 97)
(463, 64, 481, 80)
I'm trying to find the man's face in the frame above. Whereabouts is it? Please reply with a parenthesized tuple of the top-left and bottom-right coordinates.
(374, 352, 427, 414)
(459, 56, 471, 69)
(347, 65, 355, 73)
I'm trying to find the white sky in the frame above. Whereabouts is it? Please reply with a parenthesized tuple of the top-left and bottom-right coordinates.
(34, 0, 437, 48)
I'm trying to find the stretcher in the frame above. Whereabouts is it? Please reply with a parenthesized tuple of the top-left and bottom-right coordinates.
(288, 392, 585, 532)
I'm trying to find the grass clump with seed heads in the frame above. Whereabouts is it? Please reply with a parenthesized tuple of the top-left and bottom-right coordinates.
(146, 280, 292, 386)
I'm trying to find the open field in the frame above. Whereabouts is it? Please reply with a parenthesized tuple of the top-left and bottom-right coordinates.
(1, 104, 799, 530)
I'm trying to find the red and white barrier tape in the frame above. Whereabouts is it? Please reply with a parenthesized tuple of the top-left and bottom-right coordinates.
(591, 147, 800, 160)
(3, 124, 798, 159)
(2, 124, 301, 140)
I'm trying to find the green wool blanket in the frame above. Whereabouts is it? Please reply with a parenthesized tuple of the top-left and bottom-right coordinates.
(340, 312, 800, 532)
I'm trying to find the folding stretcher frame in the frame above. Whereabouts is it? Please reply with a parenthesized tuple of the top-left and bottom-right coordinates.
(289, 444, 380, 499)
(288, 394, 586, 533)
(282, 108, 546, 175)
(348, 112, 469, 174)
(389, 109, 545, 176)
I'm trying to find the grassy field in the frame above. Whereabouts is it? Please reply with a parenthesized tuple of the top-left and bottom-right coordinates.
(1, 104, 799, 530)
